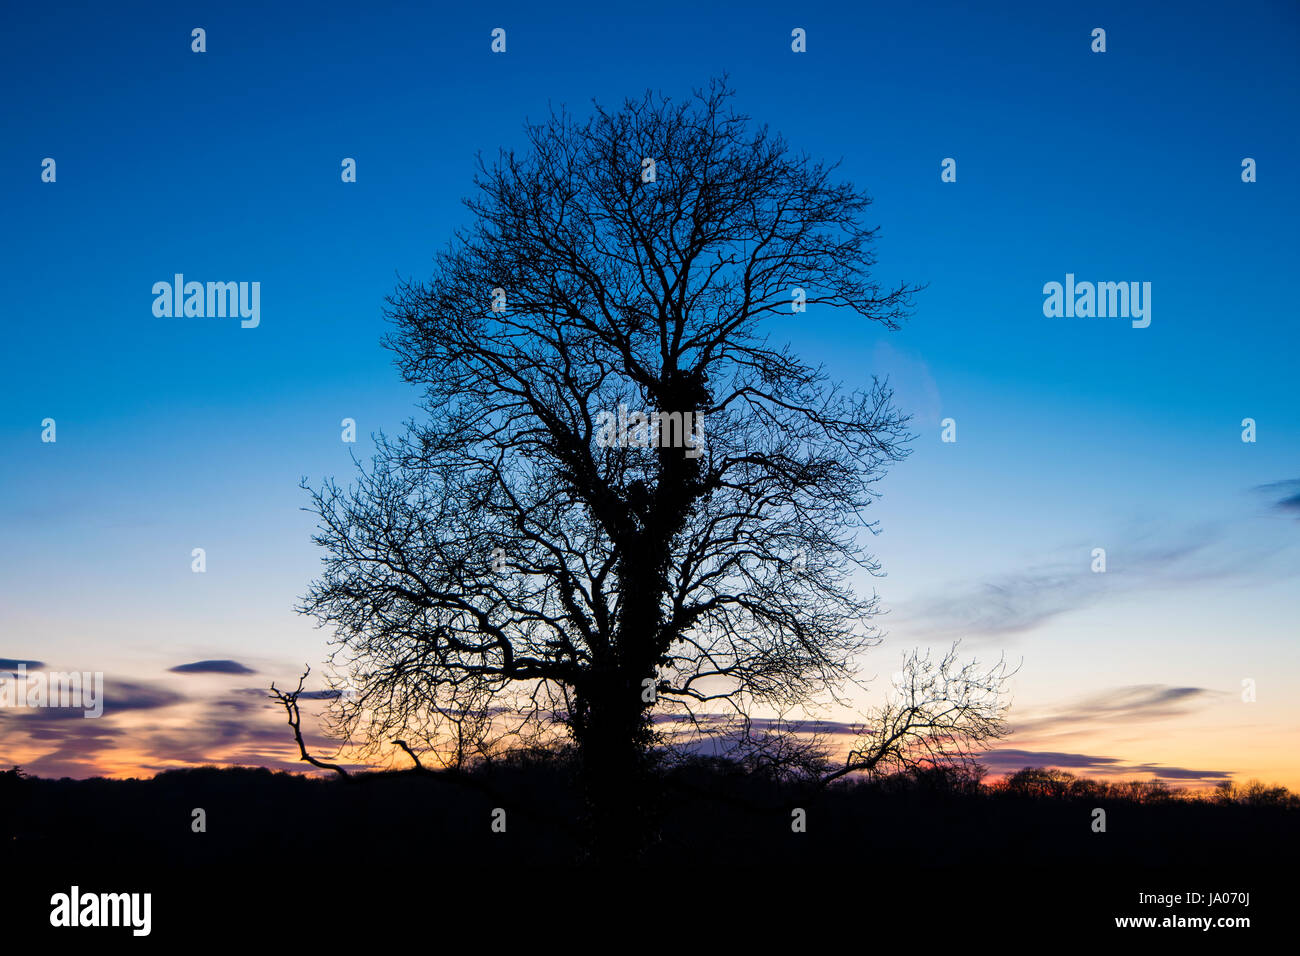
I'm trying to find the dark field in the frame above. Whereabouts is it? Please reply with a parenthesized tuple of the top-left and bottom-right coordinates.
(2, 760, 1288, 939)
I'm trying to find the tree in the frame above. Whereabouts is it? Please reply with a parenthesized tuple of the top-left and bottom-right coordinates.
(299, 78, 996, 857)
(822, 644, 1012, 783)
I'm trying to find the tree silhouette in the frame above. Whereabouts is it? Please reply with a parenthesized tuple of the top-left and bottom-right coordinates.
(299, 78, 1002, 857)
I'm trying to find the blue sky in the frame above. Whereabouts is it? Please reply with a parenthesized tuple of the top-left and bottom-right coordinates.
(2, 0, 1297, 782)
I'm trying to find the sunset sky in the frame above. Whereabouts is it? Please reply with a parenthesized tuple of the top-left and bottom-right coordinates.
(2, 0, 1297, 787)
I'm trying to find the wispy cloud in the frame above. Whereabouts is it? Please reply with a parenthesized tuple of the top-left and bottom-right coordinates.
(893, 519, 1279, 642)
(0, 678, 182, 723)
(1255, 478, 1300, 517)
(978, 748, 1232, 786)
(1010, 684, 1221, 738)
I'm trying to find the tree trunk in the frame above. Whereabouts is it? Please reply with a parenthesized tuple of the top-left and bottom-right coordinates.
(572, 675, 657, 862)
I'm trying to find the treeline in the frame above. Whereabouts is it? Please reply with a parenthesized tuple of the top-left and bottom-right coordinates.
(832, 761, 1297, 806)
(0, 754, 1294, 870)
(989, 766, 1297, 807)
(3, 754, 1294, 806)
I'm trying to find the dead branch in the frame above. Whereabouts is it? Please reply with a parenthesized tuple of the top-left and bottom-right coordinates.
(269, 666, 351, 779)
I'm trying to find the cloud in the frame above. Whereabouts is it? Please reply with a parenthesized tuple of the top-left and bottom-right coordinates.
(0, 680, 329, 778)
(8, 722, 130, 779)
(650, 712, 861, 736)
(118, 685, 352, 770)
(1010, 684, 1220, 738)
(0, 676, 190, 777)
(231, 684, 341, 701)
(905, 569, 1105, 639)
(0, 659, 45, 672)
(169, 660, 257, 675)
(25, 724, 127, 743)
(1255, 478, 1300, 517)
(896, 527, 1237, 641)
(0, 678, 183, 723)
(978, 748, 1232, 786)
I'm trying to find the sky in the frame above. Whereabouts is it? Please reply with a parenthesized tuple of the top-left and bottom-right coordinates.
(1, 0, 1297, 787)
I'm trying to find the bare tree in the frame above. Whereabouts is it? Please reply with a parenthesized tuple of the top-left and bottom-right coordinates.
(662, 643, 1014, 788)
(822, 644, 1014, 784)
(299, 78, 982, 856)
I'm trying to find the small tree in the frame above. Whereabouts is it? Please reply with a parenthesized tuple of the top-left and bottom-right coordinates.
(822, 644, 1012, 784)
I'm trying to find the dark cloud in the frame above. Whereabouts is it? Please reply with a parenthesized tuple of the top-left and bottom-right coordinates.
(137, 722, 300, 765)
(650, 712, 862, 735)
(979, 748, 1232, 786)
(228, 684, 342, 701)
(984, 749, 1125, 769)
(169, 660, 256, 675)
(25, 725, 126, 742)
(1255, 478, 1300, 516)
(0, 678, 182, 723)
(212, 696, 259, 712)
(103, 681, 185, 714)
(0, 659, 45, 672)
